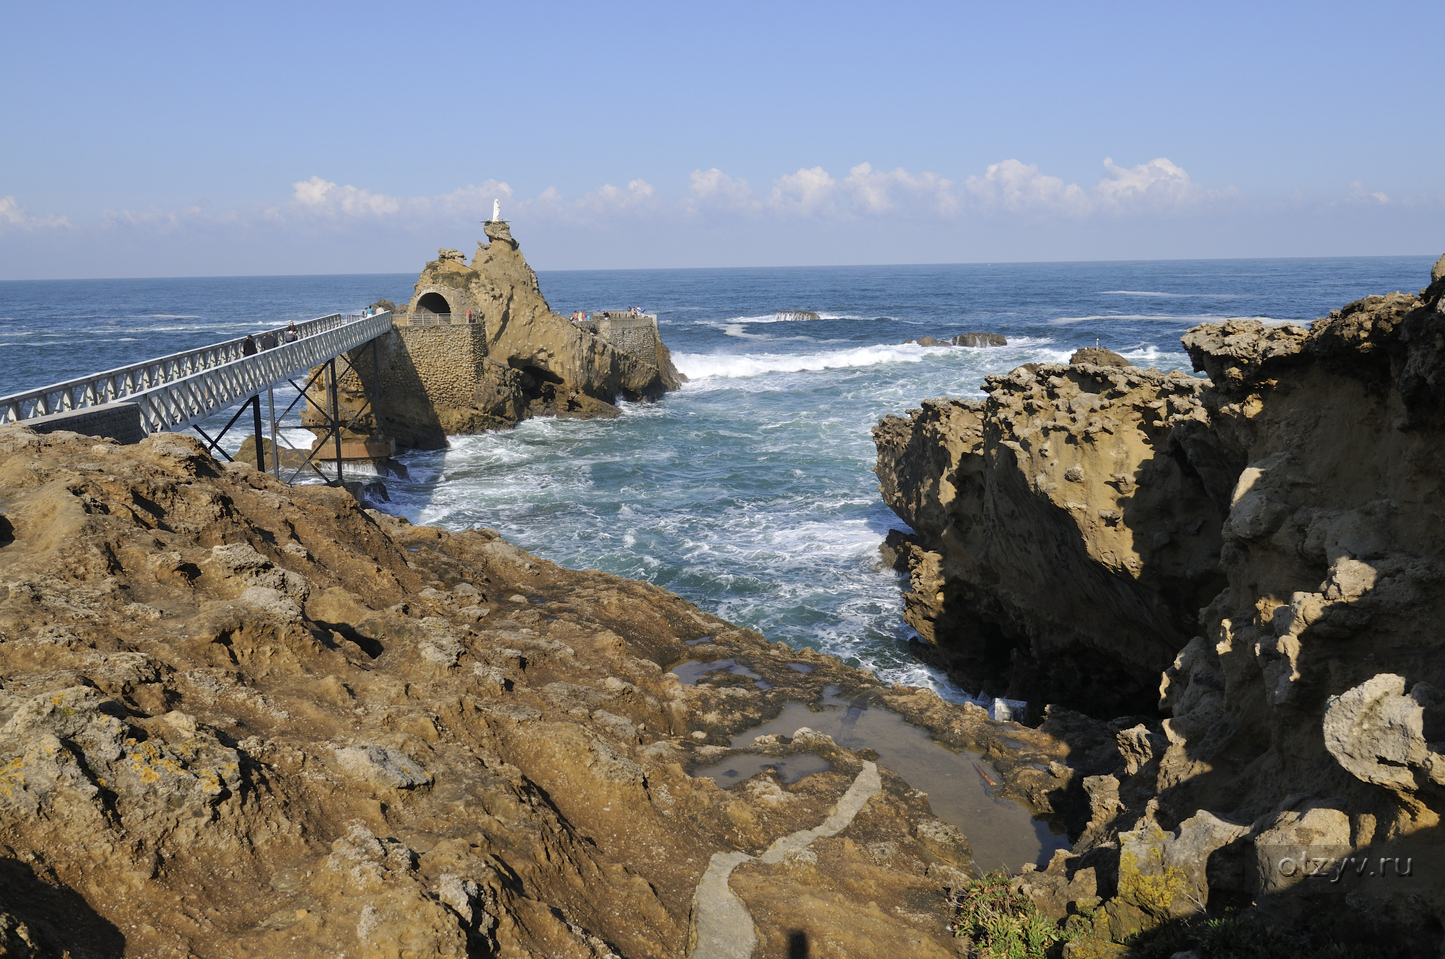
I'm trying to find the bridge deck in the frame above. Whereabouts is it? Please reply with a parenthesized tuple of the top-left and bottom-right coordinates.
(0, 311, 393, 437)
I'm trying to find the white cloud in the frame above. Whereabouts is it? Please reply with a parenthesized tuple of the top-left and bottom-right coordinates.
(843, 163, 959, 217)
(686, 168, 758, 212)
(1, 155, 1230, 251)
(0, 195, 70, 230)
(1347, 180, 1390, 205)
(1094, 157, 1205, 210)
(519, 179, 658, 223)
(768, 167, 839, 217)
(963, 160, 1089, 215)
(291, 176, 403, 217)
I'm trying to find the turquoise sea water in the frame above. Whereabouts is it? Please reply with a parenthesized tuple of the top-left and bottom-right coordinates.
(1, 256, 1435, 702)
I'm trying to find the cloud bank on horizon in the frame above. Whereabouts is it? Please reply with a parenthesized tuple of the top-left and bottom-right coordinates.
(2, 154, 1434, 278)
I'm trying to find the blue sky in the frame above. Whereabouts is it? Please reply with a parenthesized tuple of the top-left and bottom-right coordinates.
(2, 0, 1441, 278)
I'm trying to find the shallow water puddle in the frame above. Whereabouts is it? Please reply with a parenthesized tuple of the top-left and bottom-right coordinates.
(670, 658, 771, 689)
(694, 696, 1069, 870)
(691, 752, 832, 785)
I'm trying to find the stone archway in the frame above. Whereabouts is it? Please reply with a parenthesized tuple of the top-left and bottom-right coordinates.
(416, 292, 451, 315)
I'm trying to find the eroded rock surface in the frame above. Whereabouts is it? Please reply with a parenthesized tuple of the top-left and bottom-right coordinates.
(876, 260, 1445, 953)
(874, 364, 1227, 714)
(0, 426, 1065, 958)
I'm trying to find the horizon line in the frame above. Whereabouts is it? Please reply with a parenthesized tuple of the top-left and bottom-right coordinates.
(0, 250, 1438, 284)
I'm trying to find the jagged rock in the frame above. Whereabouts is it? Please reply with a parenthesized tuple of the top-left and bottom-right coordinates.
(1323, 674, 1445, 792)
(311, 224, 683, 448)
(875, 258, 1445, 950)
(873, 365, 1227, 714)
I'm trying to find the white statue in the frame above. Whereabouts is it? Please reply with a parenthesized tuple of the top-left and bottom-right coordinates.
(492, 199, 501, 222)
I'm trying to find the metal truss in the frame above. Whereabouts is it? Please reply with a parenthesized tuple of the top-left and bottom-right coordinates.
(0, 312, 391, 434)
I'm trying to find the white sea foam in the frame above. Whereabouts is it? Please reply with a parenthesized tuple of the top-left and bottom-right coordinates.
(674, 343, 943, 381)
(1049, 312, 1229, 325)
(722, 312, 883, 324)
(1097, 291, 1249, 298)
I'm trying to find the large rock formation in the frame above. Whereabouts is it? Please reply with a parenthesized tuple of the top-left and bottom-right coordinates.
(0, 424, 1079, 958)
(875, 257, 1445, 952)
(875, 362, 1227, 715)
(318, 221, 684, 448)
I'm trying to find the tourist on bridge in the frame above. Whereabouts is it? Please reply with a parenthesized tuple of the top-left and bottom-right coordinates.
(242, 334, 257, 356)
(284, 322, 299, 343)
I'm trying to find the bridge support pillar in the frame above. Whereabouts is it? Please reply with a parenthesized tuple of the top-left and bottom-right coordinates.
(250, 394, 266, 473)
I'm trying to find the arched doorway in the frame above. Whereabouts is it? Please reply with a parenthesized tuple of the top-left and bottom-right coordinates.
(416, 292, 451, 315)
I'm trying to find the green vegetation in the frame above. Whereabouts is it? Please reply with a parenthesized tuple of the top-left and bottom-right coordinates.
(950, 870, 1074, 959)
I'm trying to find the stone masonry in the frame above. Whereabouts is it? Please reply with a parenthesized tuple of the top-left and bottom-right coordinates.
(584, 313, 663, 363)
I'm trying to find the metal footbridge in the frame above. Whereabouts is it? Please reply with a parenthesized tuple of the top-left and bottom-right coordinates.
(0, 310, 394, 483)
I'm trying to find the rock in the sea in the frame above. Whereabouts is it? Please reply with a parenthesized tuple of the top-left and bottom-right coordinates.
(776, 310, 820, 321)
(309, 222, 683, 448)
(1069, 346, 1131, 367)
(952, 332, 1008, 347)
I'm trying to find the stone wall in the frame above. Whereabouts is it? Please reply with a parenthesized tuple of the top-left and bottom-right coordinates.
(390, 325, 489, 407)
(23, 402, 145, 444)
(316, 323, 493, 448)
(588, 313, 661, 362)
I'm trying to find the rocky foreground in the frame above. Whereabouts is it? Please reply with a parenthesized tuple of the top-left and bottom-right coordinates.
(876, 257, 1445, 953)
(0, 425, 1098, 958)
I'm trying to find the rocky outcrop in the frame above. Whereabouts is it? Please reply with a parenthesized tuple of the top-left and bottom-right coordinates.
(875, 364, 1227, 715)
(954, 332, 1008, 348)
(905, 333, 1009, 348)
(875, 257, 1445, 953)
(0, 424, 1078, 957)
(318, 223, 683, 448)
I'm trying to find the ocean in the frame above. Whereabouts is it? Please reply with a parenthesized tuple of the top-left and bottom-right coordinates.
(1, 256, 1434, 703)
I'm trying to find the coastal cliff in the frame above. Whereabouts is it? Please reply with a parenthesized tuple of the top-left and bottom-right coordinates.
(317, 221, 684, 449)
(0, 425, 1079, 958)
(875, 257, 1445, 952)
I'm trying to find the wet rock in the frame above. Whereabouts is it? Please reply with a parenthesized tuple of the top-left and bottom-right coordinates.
(953, 332, 1008, 347)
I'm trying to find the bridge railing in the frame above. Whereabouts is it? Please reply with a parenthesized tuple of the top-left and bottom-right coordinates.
(392, 312, 485, 328)
(0, 312, 394, 434)
(0, 312, 360, 426)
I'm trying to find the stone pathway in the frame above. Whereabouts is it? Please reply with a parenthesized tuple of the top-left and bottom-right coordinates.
(687, 761, 882, 959)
